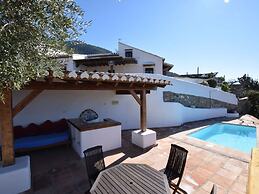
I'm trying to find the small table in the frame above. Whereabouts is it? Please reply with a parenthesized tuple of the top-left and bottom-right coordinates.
(90, 163, 171, 194)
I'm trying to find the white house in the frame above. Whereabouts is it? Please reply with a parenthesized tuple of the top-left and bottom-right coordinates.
(64, 42, 173, 75)
(13, 42, 238, 129)
(1, 42, 238, 194)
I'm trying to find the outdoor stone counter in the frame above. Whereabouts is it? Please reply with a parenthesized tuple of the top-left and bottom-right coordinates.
(68, 118, 122, 157)
(68, 118, 121, 132)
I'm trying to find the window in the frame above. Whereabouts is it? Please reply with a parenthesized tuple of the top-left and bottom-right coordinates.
(125, 49, 133, 58)
(145, 67, 154, 74)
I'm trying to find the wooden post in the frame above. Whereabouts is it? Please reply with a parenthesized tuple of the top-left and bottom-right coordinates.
(140, 90, 147, 132)
(0, 89, 15, 166)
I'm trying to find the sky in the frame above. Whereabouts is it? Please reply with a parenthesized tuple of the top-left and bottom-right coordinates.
(76, 0, 259, 80)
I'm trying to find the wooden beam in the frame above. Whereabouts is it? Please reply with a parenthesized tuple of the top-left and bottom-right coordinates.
(140, 90, 147, 132)
(23, 81, 159, 91)
(130, 90, 141, 105)
(13, 90, 43, 117)
(96, 82, 102, 86)
(0, 89, 15, 166)
(116, 90, 150, 95)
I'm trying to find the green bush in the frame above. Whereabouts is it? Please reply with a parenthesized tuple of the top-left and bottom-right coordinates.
(207, 79, 217, 88)
(221, 82, 230, 92)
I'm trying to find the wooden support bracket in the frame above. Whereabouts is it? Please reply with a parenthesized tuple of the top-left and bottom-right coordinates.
(13, 90, 43, 117)
(130, 90, 141, 105)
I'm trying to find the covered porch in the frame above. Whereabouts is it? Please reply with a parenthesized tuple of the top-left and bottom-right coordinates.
(0, 71, 170, 193)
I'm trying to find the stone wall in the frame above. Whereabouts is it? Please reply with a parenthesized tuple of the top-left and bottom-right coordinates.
(163, 91, 237, 112)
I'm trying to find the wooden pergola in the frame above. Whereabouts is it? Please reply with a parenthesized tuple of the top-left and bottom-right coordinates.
(0, 71, 170, 166)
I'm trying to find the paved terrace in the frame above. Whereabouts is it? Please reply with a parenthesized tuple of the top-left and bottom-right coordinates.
(22, 116, 257, 194)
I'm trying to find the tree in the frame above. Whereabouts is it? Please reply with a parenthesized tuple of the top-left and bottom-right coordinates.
(238, 74, 259, 90)
(0, 0, 89, 99)
(247, 91, 259, 118)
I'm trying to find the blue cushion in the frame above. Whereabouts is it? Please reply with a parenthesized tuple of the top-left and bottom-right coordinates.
(14, 131, 69, 150)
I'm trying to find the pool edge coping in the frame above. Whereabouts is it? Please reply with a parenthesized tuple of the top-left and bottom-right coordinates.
(170, 122, 253, 163)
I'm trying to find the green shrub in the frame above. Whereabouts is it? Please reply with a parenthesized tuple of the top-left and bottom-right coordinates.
(207, 79, 217, 88)
(221, 82, 230, 92)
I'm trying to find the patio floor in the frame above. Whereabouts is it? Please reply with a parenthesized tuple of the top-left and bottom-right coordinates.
(22, 117, 252, 194)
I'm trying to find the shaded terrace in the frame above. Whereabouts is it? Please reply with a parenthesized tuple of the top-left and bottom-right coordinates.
(22, 117, 249, 194)
(0, 71, 170, 166)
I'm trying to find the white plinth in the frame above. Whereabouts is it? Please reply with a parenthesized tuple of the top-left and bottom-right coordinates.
(0, 156, 31, 194)
(131, 129, 157, 149)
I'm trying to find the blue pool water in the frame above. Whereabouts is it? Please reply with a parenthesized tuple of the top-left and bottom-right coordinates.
(189, 123, 256, 153)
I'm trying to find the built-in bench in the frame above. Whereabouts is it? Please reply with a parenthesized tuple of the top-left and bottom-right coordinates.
(12, 119, 70, 153)
(247, 148, 259, 194)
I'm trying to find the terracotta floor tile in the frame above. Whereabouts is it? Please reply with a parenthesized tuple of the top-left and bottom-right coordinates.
(199, 162, 221, 174)
(228, 191, 245, 194)
(202, 181, 215, 192)
(178, 181, 197, 194)
(223, 162, 243, 174)
(189, 172, 208, 186)
(193, 188, 208, 194)
(209, 174, 234, 188)
(216, 168, 238, 181)
(230, 180, 247, 193)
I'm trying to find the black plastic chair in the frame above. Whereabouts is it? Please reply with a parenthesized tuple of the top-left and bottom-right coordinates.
(83, 145, 105, 188)
(210, 184, 217, 194)
(164, 144, 188, 194)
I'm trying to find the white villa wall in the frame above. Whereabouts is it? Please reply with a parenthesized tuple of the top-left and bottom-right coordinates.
(76, 63, 144, 74)
(12, 76, 237, 130)
(67, 43, 164, 74)
(118, 42, 164, 74)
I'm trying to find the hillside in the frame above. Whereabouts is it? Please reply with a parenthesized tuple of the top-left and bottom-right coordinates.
(66, 41, 112, 54)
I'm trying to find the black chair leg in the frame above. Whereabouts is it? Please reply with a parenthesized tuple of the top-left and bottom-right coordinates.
(170, 178, 181, 194)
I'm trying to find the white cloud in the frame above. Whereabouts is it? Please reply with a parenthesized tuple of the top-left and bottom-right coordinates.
(224, 0, 230, 4)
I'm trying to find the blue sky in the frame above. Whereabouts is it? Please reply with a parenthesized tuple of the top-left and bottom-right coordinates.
(76, 0, 259, 80)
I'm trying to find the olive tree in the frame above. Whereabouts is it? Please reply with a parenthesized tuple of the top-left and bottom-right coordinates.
(0, 0, 88, 99)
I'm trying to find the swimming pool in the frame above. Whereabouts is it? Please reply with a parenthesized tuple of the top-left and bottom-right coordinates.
(189, 123, 256, 153)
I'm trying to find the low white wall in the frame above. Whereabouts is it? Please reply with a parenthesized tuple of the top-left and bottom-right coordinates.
(0, 156, 31, 194)
(165, 77, 237, 105)
(146, 88, 227, 127)
(12, 76, 237, 130)
(70, 124, 121, 157)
